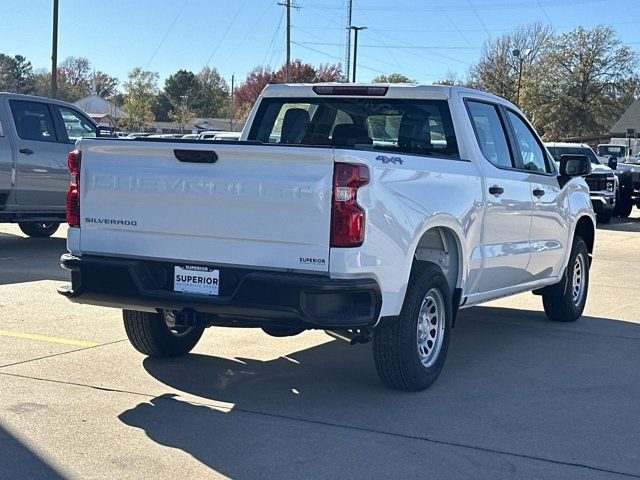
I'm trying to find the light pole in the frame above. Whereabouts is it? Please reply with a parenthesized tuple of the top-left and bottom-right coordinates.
(348, 26, 366, 83)
(512, 48, 531, 106)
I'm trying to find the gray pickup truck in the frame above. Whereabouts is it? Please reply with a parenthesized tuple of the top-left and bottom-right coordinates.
(0, 93, 98, 237)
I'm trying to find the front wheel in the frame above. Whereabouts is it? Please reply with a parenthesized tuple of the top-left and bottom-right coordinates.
(542, 237, 589, 322)
(597, 211, 612, 224)
(123, 310, 205, 357)
(18, 222, 60, 238)
(373, 262, 452, 391)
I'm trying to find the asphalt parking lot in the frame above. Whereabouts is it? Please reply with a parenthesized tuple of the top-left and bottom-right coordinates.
(1, 217, 639, 480)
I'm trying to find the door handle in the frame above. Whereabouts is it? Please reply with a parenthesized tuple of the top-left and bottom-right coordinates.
(19, 148, 34, 155)
(488, 185, 504, 196)
(533, 188, 545, 198)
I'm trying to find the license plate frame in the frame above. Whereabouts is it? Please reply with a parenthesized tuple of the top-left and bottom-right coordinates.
(173, 265, 220, 296)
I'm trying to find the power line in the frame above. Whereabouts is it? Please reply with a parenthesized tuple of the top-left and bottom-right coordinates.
(465, 0, 491, 38)
(204, 0, 248, 67)
(290, 40, 386, 75)
(297, 41, 478, 50)
(144, 0, 189, 69)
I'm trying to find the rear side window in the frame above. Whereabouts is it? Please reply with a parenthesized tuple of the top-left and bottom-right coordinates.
(506, 110, 552, 174)
(248, 97, 459, 159)
(10, 100, 57, 142)
(57, 106, 96, 142)
(466, 101, 513, 168)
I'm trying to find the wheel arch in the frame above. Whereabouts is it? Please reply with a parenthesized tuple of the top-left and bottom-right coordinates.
(574, 215, 595, 256)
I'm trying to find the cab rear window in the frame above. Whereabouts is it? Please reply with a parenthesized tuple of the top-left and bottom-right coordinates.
(248, 97, 459, 159)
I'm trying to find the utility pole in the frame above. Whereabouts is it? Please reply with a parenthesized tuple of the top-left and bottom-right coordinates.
(51, 0, 59, 98)
(230, 74, 235, 131)
(343, 0, 353, 81)
(348, 26, 366, 83)
(278, 0, 292, 82)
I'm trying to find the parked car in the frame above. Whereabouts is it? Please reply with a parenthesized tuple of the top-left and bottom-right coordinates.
(181, 133, 199, 139)
(0, 92, 100, 237)
(545, 142, 617, 223)
(212, 132, 240, 141)
(58, 84, 595, 391)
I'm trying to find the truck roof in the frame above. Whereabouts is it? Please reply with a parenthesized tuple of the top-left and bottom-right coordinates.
(0, 91, 80, 108)
(260, 83, 514, 105)
(544, 142, 591, 149)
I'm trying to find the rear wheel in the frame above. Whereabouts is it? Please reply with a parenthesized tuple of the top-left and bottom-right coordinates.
(123, 310, 205, 357)
(18, 222, 60, 238)
(542, 237, 589, 322)
(373, 262, 452, 391)
(616, 197, 633, 218)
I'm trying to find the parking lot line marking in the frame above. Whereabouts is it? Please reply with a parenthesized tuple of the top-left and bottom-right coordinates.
(0, 329, 100, 347)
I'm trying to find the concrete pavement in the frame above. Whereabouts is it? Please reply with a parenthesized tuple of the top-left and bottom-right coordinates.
(1, 216, 639, 479)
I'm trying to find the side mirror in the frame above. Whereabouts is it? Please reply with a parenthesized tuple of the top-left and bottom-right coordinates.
(608, 156, 618, 170)
(97, 125, 114, 137)
(559, 154, 592, 177)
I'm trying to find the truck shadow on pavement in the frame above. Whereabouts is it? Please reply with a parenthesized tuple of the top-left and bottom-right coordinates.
(118, 306, 640, 478)
(0, 232, 67, 285)
(597, 215, 640, 233)
(0, 424, 65, 479)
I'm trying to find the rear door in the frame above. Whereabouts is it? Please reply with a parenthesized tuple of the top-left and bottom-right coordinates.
(465, 99, 533, 293)
(9, 99, 70, 206)
(79, 141, 333, 272)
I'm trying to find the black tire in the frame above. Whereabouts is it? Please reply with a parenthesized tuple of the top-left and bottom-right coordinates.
(18, 222, 60, 238)
(542, 237, 589, 323)
(123, 310, 205, 357)
(261, 326, 304, 337)
(373, 262, 452, 391)
(616, 197, 633, 218)
(597, 211, 612, 224)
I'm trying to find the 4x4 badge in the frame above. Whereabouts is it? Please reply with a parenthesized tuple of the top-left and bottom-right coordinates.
(375, 155, 403, 165)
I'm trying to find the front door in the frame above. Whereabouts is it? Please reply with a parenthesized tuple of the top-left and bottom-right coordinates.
(9, 99, 70, 206)
(466, 100, 533, 293)
(503, 109, 568, 280)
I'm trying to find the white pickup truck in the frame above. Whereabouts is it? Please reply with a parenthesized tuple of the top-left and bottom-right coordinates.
(59, 84, 596, 391)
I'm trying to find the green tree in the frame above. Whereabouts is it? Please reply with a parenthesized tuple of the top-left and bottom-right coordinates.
(196, 66, 229, 118)
(122, 68, 159, 131)
(530, 26, 640, 139)
(0, 53, 35, 94)
(372, 73, 414, 83)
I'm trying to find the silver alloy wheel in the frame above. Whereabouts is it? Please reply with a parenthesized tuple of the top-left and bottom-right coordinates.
(571, 252, 586, 307)
(416, 288, 446, 368)
(163, 311, 194, 337)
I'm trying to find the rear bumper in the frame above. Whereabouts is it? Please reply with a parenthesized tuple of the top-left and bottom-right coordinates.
(58, 254, 382, 329)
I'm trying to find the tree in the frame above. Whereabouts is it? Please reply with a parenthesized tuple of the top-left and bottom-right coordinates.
(95, 71, 119, 99)
(57, 56, 92, 102)
(0, 53, 35, 94)
(233, 60, 342, 121)
(196, 66, 229, 118)
(122, 68, 159, 131)
(372, 73, 414, 83)
(433, 71, 465, 86)
(468, 23, 554, 105)
(530, 26, 640, 138)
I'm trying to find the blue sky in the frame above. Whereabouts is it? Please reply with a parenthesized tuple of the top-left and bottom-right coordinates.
(1, 0, 639, 88)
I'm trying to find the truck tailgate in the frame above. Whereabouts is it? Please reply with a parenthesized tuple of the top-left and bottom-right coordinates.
(78, 141, 333, 272)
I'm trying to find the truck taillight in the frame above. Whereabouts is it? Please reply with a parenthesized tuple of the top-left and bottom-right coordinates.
(330, 163, 369, 247)
(66, 150, 81, 227)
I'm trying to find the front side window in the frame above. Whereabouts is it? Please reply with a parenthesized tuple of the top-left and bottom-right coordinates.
(506, 110, 551, 173)
(466, 100, 513, 168)
(10, 100, 57, 142)
(248, 97, 459, 158)
(58, 107, 96, 142)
